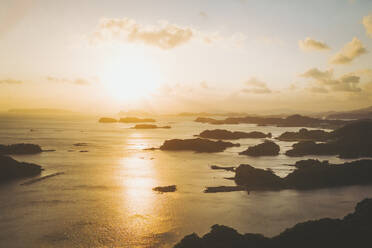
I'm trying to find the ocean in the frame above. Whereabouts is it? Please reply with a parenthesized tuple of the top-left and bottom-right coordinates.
(1, 114, 371, 248)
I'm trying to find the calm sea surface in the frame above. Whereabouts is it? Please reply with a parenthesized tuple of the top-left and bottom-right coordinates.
(1, 115, 371, 247)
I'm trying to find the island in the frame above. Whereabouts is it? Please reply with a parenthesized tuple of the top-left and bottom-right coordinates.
(131, 124, 171, 129)
(285, 120, 372, 158)
(0, 155, 43, 182)
(152, 185, 177, 193)
(174, 197, 372, 248)
(98, 117, 118, 123)
(197, 129, 271, 140)
(234, 159, 372, 190)
(0, 143, 42, 155)
(277, 128, 330, 142)
(119, 117, 156, 123)
(159, 138, 240, 153)
(195, 114, 347, 129)
(239, 140, 280, 156)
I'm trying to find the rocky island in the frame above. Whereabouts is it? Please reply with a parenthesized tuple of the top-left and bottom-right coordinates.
(285, 120, 372, 158)
(277, 128, 331, 142)
(152, 185, 177, 193)
(0, 143, 42, 155)
(197, 129, 271, 140)
(159, 138, 240, 153)
(174, 197, 372, 248)
(234, 159, 372, 190)
(239, 140, 280, 156)
(0, 155, 43, 182)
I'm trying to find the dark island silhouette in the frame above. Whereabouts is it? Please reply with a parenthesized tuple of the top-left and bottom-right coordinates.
(197, 129, 271, 140)
(285, 120, 372, 158)
(0, 143, 42, 155)
(174, 197, 372, 248)
(0, 155, 43, 182)
(210, 165, 236, 172)
(98, 117, 118, 123)
(131, 124, 171, 129)
(277, 128, 330, 142)
(152, 185, 177, 193)
(159, 138, 240, 153)
(239, 140, 280, 156)
(195, 114, 347, 129)
(234, 159, 372, 190)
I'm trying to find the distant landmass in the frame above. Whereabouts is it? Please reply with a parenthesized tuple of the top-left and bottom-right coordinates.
(326, 105, 372, 120)
(8, 108, 77, 115)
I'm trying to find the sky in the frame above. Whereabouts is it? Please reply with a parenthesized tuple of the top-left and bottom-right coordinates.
(1, 0, 372, 114)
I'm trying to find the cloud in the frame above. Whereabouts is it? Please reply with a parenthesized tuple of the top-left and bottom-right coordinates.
(91, 18, 194, 49)
(330, 37, 367, 64)
(299, 37, 330, 51)
(47, 76, 90, 85)
(0, 79, 23, 84)
(363, 14, 372, 38)
(243, 77, 272, 94)
(200, 81, 209, 89)
(301, 67, 362, 93)
(199, 11, 208, 19)
(90, 18, 244, 49)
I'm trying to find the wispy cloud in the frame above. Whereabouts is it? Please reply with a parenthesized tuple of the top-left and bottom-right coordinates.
(242, 77, 272, 94)
(363, 14, 372, 38)
(0, 79, 23, 84)
(330, 37, 367, 64)
(47, 76, 91, 85)
(299, 37, 330, 51)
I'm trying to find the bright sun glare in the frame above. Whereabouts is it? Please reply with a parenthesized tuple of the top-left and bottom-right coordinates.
(101, 54, 162, 101)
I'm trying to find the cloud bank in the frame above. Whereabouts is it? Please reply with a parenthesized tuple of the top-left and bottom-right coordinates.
(301, 68, 361, 93)
(91, 18, 195, 49)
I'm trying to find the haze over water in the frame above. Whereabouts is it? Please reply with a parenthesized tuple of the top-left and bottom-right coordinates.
(1, 115, 371, 248)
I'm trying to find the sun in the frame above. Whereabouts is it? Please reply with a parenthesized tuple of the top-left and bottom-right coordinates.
(101, 54, 162, 102)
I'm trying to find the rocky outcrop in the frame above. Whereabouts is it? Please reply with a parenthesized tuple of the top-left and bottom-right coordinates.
(98, 117, 118, 123)
(210, 165, 236, 172)
(0, 155, 43, 182)
(204, 186, 247, 193)
(0, 143, 42, 155)
(160, 138, 240, 153)
(239, 140, 280, 156)
(285, 120, 372, 158)
(277, 128, 330, 142)
(174, 198, 372, 248)
(152, 185, 177, 193)
(234, 159, 372, 190)
(119, 117, 156, 123)
(197, 129, 271, 140)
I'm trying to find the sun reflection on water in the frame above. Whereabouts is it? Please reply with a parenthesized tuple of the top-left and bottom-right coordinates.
(115, 154, 176, 247)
